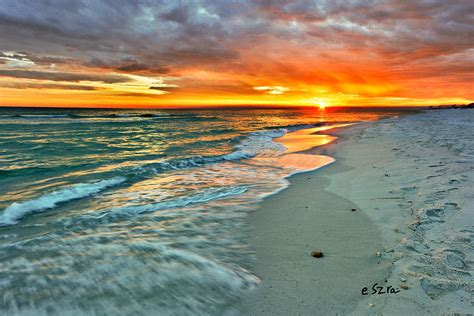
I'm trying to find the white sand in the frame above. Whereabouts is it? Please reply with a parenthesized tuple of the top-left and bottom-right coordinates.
(239, 109, 473, 315)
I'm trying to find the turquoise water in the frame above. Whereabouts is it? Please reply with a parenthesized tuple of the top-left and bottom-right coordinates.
(0, 107, 406, 314)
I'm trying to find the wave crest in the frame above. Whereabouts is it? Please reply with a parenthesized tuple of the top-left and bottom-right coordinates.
(0, 177, 126, 226)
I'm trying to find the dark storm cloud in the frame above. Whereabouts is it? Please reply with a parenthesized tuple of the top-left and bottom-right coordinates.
(252, 0, 326, 22)
(26, 55, 76, 65)
(0, 0, 242, 69)
(0, 69, 130, 83)
(0, 0, 472, 80)
(321, 1, 473, 56)
(85, 57, 171, 74)
(0, 0, 474, 58)
(115, 62, 170, 73)
(117, 63, 151, 72)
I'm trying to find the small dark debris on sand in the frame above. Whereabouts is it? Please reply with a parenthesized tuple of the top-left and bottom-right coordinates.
(311, 250, 324, 258)
(351, 208, 357, 212)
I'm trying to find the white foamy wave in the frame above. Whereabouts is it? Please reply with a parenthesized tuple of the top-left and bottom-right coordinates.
(0, 177, 126, 225)
(19, 114, 69, 118)
(222, 129, 287, 162)
(237, 129, 287, 157)
(134, 129, 288, 174)
(221, 150, 254, 161)
(105, 186, 248, 217)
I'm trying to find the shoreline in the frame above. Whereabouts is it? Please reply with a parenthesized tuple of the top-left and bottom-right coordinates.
(239, 109, 473, 315)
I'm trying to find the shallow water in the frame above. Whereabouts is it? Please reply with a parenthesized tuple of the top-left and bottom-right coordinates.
(0, 107, 408, 314)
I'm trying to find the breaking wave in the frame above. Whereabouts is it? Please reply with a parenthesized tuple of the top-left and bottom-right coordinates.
(0, 177, 126, 225)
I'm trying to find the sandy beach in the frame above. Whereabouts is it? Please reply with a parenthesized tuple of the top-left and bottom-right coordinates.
(239, 109, 473, 315)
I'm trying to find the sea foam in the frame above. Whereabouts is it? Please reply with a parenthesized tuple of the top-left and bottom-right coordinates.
(0, 177, 126, 225)
(103, 185, 249, 218)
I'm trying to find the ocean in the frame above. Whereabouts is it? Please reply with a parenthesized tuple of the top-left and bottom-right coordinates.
(0, 107, 408, 314)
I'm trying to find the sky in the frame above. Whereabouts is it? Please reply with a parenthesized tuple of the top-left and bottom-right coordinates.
(0, 0, 472, 108)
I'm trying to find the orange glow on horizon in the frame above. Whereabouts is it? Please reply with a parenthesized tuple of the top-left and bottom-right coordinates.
(1, 67, 471, 108)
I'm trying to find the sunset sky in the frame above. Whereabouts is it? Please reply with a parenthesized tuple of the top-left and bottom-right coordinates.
(0, 0, 472, 108)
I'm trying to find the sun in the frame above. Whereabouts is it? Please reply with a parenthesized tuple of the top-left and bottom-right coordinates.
(317, 100, 327, 110)
(309, 98, 329, 110)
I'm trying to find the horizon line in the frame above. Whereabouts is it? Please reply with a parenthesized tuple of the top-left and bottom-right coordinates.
(1, 104, 470, 111)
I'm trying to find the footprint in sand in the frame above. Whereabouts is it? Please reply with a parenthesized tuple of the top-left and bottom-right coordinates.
(425, 208, 443, 218)
(435, 167, 449, 174)
(444, 250, 467, 269)
(444, 202, 459, 209)
(401, 186, 417, 192)
(420, 277, 459, 299)
(423, 195, 443, 204)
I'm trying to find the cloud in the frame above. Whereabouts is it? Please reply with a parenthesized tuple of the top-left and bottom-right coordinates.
(254, 86, 290, 95)
(0, 52, 35, 68)
(0, 82, 100, 90)
(111, 92, 167, 98)
(117, 63, 151, 72)
(1, 1, 472, 69)
(149, 85, 178, 92)
(0, 57, 35, 68)
(1, 52, 75, 65)
(0, 69, 131, 83)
